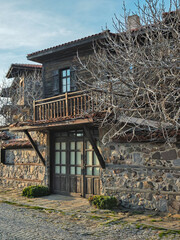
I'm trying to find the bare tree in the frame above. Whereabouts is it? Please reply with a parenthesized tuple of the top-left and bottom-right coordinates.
(77, 0, 180, 144)
(0, 65, 42, 125)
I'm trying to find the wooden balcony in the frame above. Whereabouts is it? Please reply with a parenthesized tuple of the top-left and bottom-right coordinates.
(33, 90, 108, 122)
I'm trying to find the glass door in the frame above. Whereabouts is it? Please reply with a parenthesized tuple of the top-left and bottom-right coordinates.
(52, 130, 100, 196)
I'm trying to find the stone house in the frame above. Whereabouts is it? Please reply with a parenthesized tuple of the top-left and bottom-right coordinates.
(0, 63, 42, 123)
(0, 14, 179, 213)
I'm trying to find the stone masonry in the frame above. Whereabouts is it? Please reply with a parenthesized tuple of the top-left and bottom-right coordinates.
(0, 131, 49, 188)
(100, 141, 180, 213)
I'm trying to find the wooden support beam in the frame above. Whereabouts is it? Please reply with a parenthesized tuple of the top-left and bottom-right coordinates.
(84, 126, 105, 169)
(24, 130, 46, 166)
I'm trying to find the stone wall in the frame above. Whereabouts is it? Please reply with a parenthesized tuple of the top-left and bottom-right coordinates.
(0, 131, 49, 188)
(101, 141, 180, 213)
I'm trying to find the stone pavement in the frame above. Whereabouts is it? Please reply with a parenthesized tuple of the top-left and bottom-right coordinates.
(0, 187, 180, 240)
(0, 187, 89, 212)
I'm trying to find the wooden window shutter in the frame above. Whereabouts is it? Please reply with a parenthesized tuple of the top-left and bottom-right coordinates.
(70, 66, 77, 91)
(0, 149, 5, 164)
(52, 70, 59, 95)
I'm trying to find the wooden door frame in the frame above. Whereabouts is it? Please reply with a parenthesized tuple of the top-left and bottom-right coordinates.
(50, 128, 101, 197)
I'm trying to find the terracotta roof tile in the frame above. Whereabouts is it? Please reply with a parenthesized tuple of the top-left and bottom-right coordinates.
(10, 63, 42, 69)
(2, 140, 32, 149)
(27, 31, 110, 58)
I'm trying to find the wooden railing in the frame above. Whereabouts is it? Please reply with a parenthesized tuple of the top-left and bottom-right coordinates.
(33, 90, 109, 122)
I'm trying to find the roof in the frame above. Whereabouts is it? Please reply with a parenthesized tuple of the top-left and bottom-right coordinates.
(27, 31, 111, 62)
(2, 139, 32, 149)
(6, 63, 42, 78)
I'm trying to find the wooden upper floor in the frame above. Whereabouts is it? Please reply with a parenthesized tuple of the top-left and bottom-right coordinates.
(27, 31, 110, 122)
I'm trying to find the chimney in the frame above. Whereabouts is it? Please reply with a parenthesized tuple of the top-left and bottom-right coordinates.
(127, 15, 141, 30)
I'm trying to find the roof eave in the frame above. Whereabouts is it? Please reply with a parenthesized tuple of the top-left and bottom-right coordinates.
(27, 33, 109, 63)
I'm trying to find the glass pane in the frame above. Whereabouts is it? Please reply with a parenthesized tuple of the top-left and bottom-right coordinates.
(67, 69, 70, 76)
(76, 167, 81, 175)
(61, 142, 66, 150)
(87, 151, 92, 165)
(77, 131, 83, 137)
(87, 167, 92, 176)
(70, 152, 75, 165)
(94, 152, 99, 165)
(67, 84, 70, 92)
(55, 152, 60, 164)
(67, 77, 70, 85)
(61, 152, 66, 164)
(76, 152, 81, 165)
(87, 141, 92, 150)
(62, 85, 66, 92)
(61, 166, 66, 174)
(55, 166, 60, 174)
(70, 167, 75, 175)
(70, 142, 75, 150)
(62, 78, 66, 85)
(55, 142, 60, 150)
(94, 167, 100, 176)
(77, 141, 82, 150)
(62, 70, 67, 77)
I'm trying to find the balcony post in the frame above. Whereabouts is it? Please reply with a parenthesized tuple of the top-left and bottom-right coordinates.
(33, 100, 36, 122)
(65, 92, 69, 116)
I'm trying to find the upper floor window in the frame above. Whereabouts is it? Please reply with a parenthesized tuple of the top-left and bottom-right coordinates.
(61, 69, 70, 93)
(52, 67, 77, 95)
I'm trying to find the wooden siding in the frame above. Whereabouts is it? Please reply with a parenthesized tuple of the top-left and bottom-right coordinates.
(43, 46, 93, 98)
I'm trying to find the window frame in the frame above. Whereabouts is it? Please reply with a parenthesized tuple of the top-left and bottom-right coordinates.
(60, 68, 71, 93)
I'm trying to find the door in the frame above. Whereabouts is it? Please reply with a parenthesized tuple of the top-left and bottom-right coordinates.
(52, 129, 100, 196)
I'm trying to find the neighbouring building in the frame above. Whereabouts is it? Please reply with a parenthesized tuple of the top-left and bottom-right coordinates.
(0, 13, 179, 214)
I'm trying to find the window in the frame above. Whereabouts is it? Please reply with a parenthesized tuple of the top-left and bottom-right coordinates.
(61, 69, 70, 93)
(52, 68, 77, 94)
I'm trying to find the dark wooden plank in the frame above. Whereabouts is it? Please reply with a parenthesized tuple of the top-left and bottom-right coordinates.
(60, 176, 67, 192)
(33, 101, 36, 121)
(94, 178, 100, 195)
(24, 130, 46, 166)
(77, 176, 81, 194)
(70, 176, 77, 192)
(83, 126, 105, 169)
(65, 92, 69, 116)
(86, 177, 93, 194)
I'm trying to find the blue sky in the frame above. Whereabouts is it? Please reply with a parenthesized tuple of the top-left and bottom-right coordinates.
(0, 0, 172, 82)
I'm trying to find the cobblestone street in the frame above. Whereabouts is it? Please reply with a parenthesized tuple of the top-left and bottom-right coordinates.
(0, 202, 179, 240)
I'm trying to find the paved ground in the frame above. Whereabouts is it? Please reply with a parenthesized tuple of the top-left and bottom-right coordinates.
(0, 187, 179, 240)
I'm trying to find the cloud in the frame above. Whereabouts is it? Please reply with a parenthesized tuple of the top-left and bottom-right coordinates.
(0, 3, 75, 50)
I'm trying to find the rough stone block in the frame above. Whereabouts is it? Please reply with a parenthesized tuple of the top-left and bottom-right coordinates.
(152, 152, 161, 159)
(133, 153, 142, 164)
(143, 181, 154, 189)
(173, 159, 180, 166)
(161, 149, 177, 160)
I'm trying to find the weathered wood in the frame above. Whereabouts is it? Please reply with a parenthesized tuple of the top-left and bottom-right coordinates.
(33, 101, 36, 122)
(34, 90, 106, 121)
(83, 126, 105, 169)
(24, 130, 46, 166)
(65, 92, 69, 116)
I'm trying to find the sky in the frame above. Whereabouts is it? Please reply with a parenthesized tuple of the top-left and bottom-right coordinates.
(0, 0, 172, 84)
